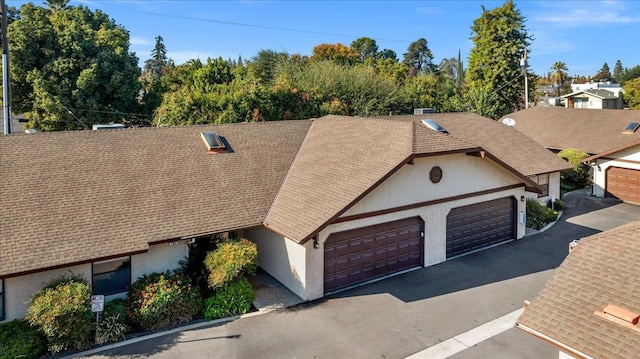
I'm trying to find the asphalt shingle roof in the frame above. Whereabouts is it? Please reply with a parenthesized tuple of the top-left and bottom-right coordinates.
(0, 121, 312, 277)
(504, 107, 640, 154)
(517, 221, 640, 359)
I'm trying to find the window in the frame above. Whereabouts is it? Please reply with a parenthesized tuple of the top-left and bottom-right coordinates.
(535, 174, 549, 198)
(0, 279, 4, 321)
(92, 257, 131, 296)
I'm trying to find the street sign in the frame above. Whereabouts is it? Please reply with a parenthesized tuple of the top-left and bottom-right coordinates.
(91, 295, 104, 312)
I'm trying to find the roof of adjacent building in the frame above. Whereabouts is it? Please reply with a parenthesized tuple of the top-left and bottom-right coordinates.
(504, 107, 640, 154)
(1, 113, 568, 277)
(561, 89, 618, 100)
(516, 221, 640, 359)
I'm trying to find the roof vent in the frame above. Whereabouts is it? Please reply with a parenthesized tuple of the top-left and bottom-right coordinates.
(92, 123, 125, 130)
(622, 122, 640, 134)
(502, 118, 516, 127)
(421, 119, 448, 134)
(200, 132, 226, 153)
(414, 108, 435, 115)
(595, 304, 640, 331)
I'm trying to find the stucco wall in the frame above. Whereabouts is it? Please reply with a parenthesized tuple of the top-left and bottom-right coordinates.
(525, 171, 562, 203)
(592, 146, 640, 198)
(131, 241, 188, 279)
(245, 226, 309, 300)
(3, 264, 91, 322)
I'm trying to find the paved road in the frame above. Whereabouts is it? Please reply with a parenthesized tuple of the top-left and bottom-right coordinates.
(83, 190, 640, 359)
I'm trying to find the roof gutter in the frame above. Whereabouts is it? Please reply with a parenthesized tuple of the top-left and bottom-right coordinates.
(515, 322, 594, 359)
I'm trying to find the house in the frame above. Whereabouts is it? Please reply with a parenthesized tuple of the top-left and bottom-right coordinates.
(504, 107, 640, 205)
(570, 81, 622, 97)
(0, 114, 569, 321)
(560, 89, 622, 109)
(516, 221, 640, 359)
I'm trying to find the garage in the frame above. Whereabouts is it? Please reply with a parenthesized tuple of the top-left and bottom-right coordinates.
(324, 217, 423, 293)
(606, 167, 640, 204)
(446, 197, 516, 258)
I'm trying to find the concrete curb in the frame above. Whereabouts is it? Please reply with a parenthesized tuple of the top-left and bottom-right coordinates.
(61, 310, 268, 358)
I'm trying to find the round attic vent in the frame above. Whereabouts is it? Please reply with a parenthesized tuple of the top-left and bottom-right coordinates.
(502, 118, 516, 126)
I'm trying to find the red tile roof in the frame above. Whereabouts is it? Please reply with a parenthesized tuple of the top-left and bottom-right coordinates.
(517, 221, 640, 359)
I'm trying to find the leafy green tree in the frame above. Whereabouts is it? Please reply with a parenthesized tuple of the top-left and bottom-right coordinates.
(378, 49, 397, 61)
(9, 2, 140, 130)
(311, 43, 359, 65)
(192, 57, 234, 92)
(466, 0, 531, 119)
(439, 51, 464, 92)
(350, 37, 378, 62)
(247, 49, 289, 84)
(403, 38, 435, 73)
(623, 77, 640, 109)
(618, 65, 640, 86)
(550, 61, 568, 97)
(613, 60, 623, 83)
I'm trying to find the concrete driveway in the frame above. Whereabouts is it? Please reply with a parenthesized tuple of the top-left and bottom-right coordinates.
(81, 190, 640, 359)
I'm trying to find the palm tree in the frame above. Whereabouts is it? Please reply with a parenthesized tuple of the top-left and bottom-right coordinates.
(550, 62, 569, 97)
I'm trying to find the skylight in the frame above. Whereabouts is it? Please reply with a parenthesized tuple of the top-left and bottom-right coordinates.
(623, 122, 640, 134)
(421, 119, 448, 134)
(200, 132, 226, 153)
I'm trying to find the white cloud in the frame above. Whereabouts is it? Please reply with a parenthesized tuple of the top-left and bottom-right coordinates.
(532, 1, 640, 28)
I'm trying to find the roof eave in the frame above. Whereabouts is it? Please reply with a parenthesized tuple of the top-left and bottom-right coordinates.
(515, 322, 595, 359)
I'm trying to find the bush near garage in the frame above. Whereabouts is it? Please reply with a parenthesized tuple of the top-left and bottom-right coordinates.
(527, 199, 558, 230)
(204, 238, 257, 290)
(0, 319, 47, 359)
(25, 275, 93, 354)
(126, 271, 203, 332)
(547, 198, 565, 211)
(203, 277, 255, 320)
(94, 298, 130, 345)
(557, 148, 591, 192)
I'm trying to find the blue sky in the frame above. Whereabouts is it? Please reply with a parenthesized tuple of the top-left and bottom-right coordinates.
(8, 0, 640, 77)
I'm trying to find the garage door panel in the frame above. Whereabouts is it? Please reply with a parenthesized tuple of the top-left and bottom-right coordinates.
(446, 197, 515, 258)
(607, 167, 640, 204)
(325, 217, 423, 293)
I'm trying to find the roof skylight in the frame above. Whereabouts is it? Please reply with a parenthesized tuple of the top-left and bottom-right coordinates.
(623, 122, 640, 134)
(421, 119, 448, 134)
(200, 132, 226, 153)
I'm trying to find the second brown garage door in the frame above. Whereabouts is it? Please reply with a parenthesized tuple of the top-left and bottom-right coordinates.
(324, 217, 423, 293)
(606, 167, 640, 204)
(446, 197, 516, 258)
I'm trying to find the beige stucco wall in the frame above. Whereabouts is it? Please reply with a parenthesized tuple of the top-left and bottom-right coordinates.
(591, 145, 640, 198)
(245, 226, 310, 300)
(525, 171, 562, 203)
(3, 264, 91, 322)
(2, 241, 188, 322)
(249, 154, 528, 301)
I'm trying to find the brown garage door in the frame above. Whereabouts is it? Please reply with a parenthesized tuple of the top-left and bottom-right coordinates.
(446, 197, 515, 258)
(606, 167, 640, 204)
(324, 217, 423, 293)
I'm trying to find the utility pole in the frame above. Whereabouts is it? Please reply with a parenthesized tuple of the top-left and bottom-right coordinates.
(1, 0, 11, 134)
(520, 48, 528, 109)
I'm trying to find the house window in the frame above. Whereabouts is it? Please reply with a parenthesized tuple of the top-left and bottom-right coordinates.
(0, 279, 4, 321)
(92, 257, 131, 296)
(535, 174, 549, 198)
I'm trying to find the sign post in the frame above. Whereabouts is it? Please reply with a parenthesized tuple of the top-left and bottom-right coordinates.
(91, 295, 105, 324)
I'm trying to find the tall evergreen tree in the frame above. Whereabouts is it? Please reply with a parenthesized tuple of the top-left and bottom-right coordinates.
(466, 0, 531, 119)
(594, 62, 611, 82)
(402, 38, 435, 73)
(144, 36, 169, 82)
(613, 60, 623, 83)
(350, 37, 378, 62)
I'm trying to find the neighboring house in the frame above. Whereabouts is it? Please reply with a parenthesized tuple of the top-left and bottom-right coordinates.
(505, 107, 640, 204)
(516, 221, 640, 359)
(561, 89, 622, 109)
(570, 81, 622, 97)
(0, 114, 569, 321)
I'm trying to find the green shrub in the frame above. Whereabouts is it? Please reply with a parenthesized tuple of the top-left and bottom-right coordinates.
(25, 275, 93, 354)
(203, 277, 255, 320)
(179, 237, 218, 297)
(526, 199, 558, 230)
(558, 148, 591, 189)
(0, 320, 47, 359)
(126, 271, 203, 332)
(205, 238, 257, 289)
(547, 198, 565, 211)
(95, 298, 130, 345)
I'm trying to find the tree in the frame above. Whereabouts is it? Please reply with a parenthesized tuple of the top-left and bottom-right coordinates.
(9, 2, 140, 130)
(144, 36, 169, 82)
(378, 49, 397, 61)
(311, 43, 359, 65)
(623, 77, 640, 109)
(550, 61, 568, 97)
(613, 60, 623, 83)
(350, 37, 378, 62)
(593, 62, 611, 82)
(466, 0, 531, 119)
(402, 38, 435, 73)
(438, 50, 464, 92)
(247, 49, 289, 84)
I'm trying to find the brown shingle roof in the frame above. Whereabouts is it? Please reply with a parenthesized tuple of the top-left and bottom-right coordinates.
(264, 116, 414, 243)
(0, 121, 312, 277)
(517, 221, 640, 359)
(504, 107, 640, 154)
(383, 113, 571, 176)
